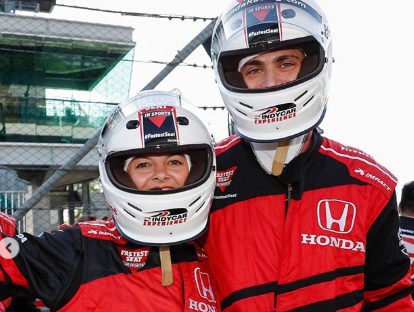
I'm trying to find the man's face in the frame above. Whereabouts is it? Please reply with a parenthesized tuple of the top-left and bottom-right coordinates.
(239, 48, 305, 89)
(125, 153, 190, 190)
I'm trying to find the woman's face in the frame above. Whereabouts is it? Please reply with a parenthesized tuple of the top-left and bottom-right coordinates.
(125, 154, 190, 190)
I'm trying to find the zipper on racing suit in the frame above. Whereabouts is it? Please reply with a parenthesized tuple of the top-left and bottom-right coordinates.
(274, 183, 293, 311)
(285, 183, 292, 215)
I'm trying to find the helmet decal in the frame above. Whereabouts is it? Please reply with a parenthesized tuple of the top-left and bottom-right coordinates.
(276, 0, 323, 23)
(245, 4, 280, 47)
(143, 209, 188, 227)
(138, 106, 179, 148)
(255, 103, 297, 125)
(229, 0, 322, 24)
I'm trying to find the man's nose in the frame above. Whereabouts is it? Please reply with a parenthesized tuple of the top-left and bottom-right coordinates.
(263, 71, 284, 88)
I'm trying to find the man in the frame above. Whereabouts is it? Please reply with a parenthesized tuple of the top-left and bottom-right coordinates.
(0, 90, 219, 311)
(200, 0, 414, 311)
(399, 181, 414, 280)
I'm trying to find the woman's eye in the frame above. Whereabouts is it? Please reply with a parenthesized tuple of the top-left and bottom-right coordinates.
(136, 162, 149, 168)
(169, 160, 183, 165)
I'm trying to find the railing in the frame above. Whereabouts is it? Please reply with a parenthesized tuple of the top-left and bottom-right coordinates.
(1, 189, 109, 234)
(0, 190, 26, 213)
(0, 96, 117, 143)
(0, 190, 28, 233)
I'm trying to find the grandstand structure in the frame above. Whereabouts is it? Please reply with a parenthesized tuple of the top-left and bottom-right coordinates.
(0, 0, 135, 233)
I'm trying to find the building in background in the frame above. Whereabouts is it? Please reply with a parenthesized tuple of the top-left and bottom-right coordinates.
(0, 0, 135, 233)
(0, 166, 31, 233)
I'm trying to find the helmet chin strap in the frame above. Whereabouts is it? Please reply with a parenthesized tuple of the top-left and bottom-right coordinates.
(251, 133, 308, 176)
(272, 140, 291, 176)
(159, 246, 173, 286)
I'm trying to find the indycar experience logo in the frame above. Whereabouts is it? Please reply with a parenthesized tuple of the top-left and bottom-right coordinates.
(255, 104, 296, 124)
(143, 209, 188, 227)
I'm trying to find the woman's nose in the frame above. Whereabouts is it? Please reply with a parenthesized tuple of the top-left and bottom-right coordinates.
(153, 166, 168, 181)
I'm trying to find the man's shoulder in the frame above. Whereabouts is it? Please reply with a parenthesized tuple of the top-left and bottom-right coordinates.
(319, 136, 397, 194)
(319, 136, 380, 166)
(215, 134, 243, 157)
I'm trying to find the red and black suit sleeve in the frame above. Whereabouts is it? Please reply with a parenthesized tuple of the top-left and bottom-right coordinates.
(0, 227, 83, 309)
(363, 192, 414, 310)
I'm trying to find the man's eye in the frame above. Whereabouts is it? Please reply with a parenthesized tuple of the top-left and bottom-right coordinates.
(245, 68, 261, 75)
(280, 62, 295, 68)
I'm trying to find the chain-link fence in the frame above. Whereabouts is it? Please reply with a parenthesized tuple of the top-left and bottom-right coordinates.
(1, 177, 110, 235)
(0, 10, 130, 308)
(0, 3, 224, 311)
(0, 6, 136, 234)
(0, 4, 222, 311)
(0, 5, 217, 229)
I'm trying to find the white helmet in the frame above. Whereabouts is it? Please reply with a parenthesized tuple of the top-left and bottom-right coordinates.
(212, 0, 333, 142)
(98, 90, 216, 246)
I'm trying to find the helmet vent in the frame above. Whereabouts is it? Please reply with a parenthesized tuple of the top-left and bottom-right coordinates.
(295, 90, 308, 102)
(123, 208, 136, 218)
(189, 196, 201, 207)
(126, 120, 140, 129)
(236, 108, 248, 116)
(177, 116, 189, 125)
(239, 102, 253, 109)
(303, 95, 315, 107)
(195, 202, 206, 213)
(128, 202, 142, 212)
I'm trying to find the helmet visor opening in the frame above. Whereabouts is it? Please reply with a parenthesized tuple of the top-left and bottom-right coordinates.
(218, 36, 324, 92)
(106, 145, 213, 194)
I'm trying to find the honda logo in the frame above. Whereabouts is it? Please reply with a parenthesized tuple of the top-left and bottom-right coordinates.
(194, 267, 216, 303)
(317, 200, 356, 234)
